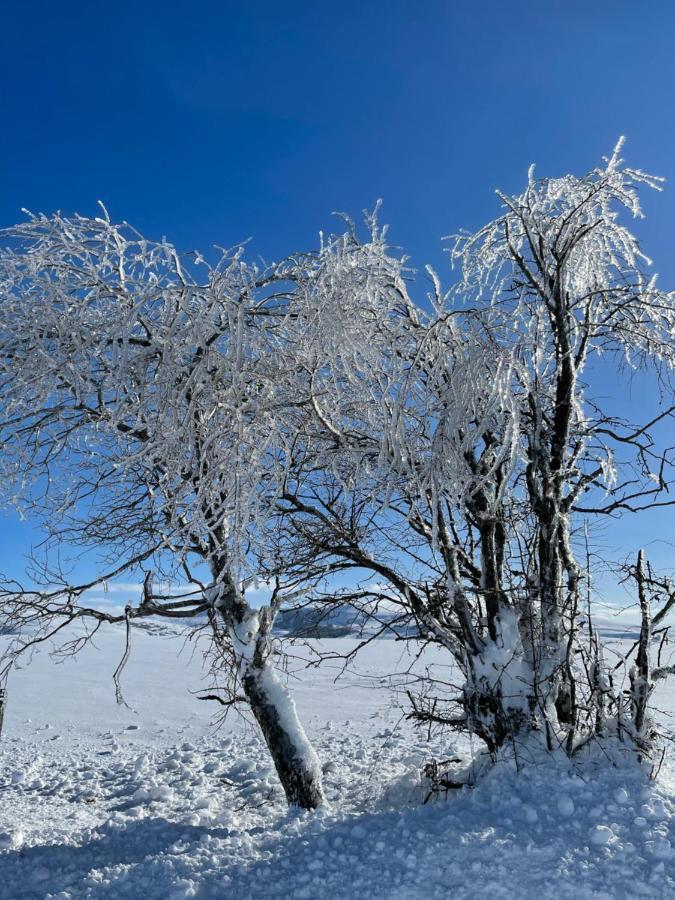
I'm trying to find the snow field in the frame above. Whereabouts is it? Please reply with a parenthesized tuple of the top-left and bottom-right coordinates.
(0, 626, 674, 898)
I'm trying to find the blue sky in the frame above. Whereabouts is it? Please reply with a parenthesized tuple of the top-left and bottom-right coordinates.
(1, 1, 674, 593)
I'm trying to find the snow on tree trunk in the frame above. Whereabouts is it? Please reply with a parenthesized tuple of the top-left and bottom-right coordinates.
(463, 607, 538, 755)
(241, 661, 325, 810)
(225, 608, 325, 810)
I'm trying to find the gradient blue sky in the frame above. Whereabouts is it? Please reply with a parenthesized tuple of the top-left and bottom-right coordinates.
(1, 0, 674, 594)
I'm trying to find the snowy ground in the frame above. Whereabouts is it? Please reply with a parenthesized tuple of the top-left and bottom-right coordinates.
(1, 621, 675, 899)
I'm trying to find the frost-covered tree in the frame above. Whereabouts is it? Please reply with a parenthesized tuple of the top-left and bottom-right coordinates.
(446, 139, 675, 754)
(0, 211, 326, 808)
(279, 143, 675, 763)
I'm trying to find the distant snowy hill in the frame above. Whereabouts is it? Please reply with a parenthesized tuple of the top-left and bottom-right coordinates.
(273, 603, 416, 638)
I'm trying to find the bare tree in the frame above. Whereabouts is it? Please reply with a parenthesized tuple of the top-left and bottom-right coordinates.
(618, 550, 675, 751)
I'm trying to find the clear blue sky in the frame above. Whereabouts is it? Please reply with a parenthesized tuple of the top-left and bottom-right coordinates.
(1, 0, 674, 593)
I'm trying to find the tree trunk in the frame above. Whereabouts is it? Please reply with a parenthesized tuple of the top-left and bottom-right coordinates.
(464, 681, 531, 754)
(241, 659, 325, 810)
(463, 605, 538, 756)
(210, 571, 325, 810)
(632, 549, 652, 736)
(478, 519, 507, 642)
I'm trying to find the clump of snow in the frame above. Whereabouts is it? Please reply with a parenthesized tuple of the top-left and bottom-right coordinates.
(0, 828, 23, 851)
(589, 824, 614, 846)
(558, 796, 575, 817)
